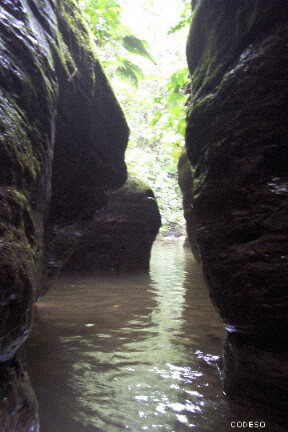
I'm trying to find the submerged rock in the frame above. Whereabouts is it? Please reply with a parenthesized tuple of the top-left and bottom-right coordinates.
(64, 176, 161, 273)
(185, 0, 288, 413)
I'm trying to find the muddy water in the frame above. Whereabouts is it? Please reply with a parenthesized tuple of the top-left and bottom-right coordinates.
(26, 241, 234, 431)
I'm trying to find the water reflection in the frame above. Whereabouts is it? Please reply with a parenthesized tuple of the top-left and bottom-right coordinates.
(26, 241, 230, 431)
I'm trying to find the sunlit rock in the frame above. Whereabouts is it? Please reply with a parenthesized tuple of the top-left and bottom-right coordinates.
(185, 0, 288, 413)
(62, 176, 161, 273)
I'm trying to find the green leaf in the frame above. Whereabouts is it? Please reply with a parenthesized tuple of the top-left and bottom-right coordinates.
(82, 0, 123, 45)
(122, 35, 156, 64)
(115, 59, 144, 86)
(168, 1, 191, 34)
(150, 111, 163, 126)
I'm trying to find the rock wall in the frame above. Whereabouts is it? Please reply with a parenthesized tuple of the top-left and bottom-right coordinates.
(64, 176, 161, 273)
(0, 0, 58, 365)
(0, 357, 39, 432)
(185, 0, 288, 417)
(178, 151, 201, 260)
(49, 0, 128, 226)
(44, 0, 129, 282)
(0, 0, 128, 429)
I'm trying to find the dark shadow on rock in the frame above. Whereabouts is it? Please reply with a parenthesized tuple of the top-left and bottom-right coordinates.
(185, 0, 288, 418)
(63, 176, 161, 273)
(0, 357, 39, 432)
(0, 0, 128, 428)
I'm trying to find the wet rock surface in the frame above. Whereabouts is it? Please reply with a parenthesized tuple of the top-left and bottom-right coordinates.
(185, 0, 288, 412)
(224, 333, 288, 424)
(64, 176, 161, 273)
(0, 0, 128, 428)
(0, 0, 128, 349)
(0, 0, 58, 363)
(45, 0, 129, 283)
(49, 0, 128, 227)
(0, 357, 39, 432)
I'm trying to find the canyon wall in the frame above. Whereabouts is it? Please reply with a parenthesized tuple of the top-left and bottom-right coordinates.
(0, 0, 128, 429)
(184, 0, 288, 419)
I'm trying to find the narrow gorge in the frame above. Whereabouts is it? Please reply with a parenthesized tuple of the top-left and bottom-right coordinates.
(0, 1, 287, 431)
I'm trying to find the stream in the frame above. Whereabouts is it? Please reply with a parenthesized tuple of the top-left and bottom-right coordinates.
(26, 241, 251, 431)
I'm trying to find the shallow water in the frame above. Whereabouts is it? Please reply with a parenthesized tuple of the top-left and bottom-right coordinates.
(26, 241, 243, 431)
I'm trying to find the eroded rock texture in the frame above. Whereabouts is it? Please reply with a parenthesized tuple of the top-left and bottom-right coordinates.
(186, 0, 288, 414)
(64, 176, 161, 273)
(0, 0, 128, 428)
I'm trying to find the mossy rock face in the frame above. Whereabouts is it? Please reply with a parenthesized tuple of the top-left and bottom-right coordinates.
(186, 0, 288, 406)
(62, 176, 161, 273)
(0, 0, 128, 428)
(0, 0, 128, 379)
(0, 0, 59, 364)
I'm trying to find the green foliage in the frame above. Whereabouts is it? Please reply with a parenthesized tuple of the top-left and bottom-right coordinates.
(122, 36, 156, 64)
(150, 1, 192, 148)
(126, 149, 184, 236)
(80, 0, 154, 86)
(115, 59, 144, 86)
(168, 0, 192, 34)
(166, 68, 189, 136)
(80, 0, 122, 45)
(80, 0, 192, 236)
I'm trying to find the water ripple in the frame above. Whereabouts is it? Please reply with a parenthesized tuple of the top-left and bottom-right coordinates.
(27, 241, 229, 432)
